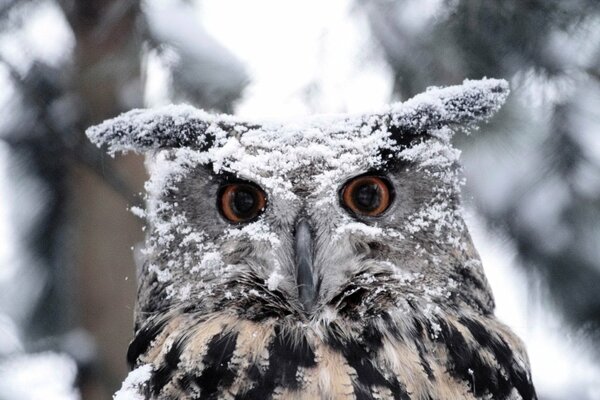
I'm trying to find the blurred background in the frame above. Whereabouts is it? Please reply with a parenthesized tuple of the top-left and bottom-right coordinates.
(0, 0, 599, 399)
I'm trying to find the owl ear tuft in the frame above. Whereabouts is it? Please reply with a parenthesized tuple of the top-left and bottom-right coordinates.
(387, 78, 509, 137)
(85, 104, 255, 155)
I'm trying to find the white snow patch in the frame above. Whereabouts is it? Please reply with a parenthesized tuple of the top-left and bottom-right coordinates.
(114, 364, 153, 400)
(335, 222, 383, 237)
(226, 221, 281, 248)
(266, 260, 284, 291)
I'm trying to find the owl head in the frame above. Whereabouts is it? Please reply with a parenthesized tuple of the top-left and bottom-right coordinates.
(88, 79, 508, 333)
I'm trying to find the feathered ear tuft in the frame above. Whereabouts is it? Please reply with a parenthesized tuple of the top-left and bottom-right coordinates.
(387, 78, 509, 137)
(87, 78, 508, 155)
(85, 104, 258, 155)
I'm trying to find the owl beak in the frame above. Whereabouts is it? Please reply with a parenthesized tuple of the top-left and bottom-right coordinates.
(295, 218, 316, 313)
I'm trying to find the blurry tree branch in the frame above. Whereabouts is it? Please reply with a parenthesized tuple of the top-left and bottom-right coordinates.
(0, 0, 21, 18)
(0, 56, 139, 206)
(142, 0, 249, 112)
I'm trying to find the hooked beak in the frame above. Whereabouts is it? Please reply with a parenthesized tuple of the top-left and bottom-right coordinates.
(295, 218, 316, 313)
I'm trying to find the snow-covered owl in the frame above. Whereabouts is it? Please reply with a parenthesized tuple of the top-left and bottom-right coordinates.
(87, 78, 536, 400)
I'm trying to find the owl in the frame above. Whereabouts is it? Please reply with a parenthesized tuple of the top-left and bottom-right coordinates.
(87, 78, 537, 400)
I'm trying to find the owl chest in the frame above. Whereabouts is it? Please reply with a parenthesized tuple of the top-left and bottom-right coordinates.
(137, 317, 486, 400)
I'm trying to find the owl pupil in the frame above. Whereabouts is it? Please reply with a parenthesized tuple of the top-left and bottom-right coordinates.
(232, 189, 256, 215)
(353, 183, 380, 211)
(219, 182, 267, 223)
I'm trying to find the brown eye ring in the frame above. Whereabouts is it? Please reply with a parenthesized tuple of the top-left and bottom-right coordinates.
(341, 175, 393, 217)
(218, 182, 267, 223)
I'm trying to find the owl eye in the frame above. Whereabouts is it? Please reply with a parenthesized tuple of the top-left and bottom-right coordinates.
(341, 175, 393, 217)
(218, 182, 267, 223)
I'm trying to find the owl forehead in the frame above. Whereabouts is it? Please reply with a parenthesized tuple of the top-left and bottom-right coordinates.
(89, 78, 509, 203)
(147, 118, 421, 201)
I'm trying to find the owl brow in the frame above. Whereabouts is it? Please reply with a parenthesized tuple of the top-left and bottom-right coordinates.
(387, 125, 430, 147)
(209, 170, 250, 185)
(377, 130, 428, 172)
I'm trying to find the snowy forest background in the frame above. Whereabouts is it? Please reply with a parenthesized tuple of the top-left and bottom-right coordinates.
(0, 0, 599, 399)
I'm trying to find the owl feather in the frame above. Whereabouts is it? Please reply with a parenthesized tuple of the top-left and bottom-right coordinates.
(87, 78, 537, 400)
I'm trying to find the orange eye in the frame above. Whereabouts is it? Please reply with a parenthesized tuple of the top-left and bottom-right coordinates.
(341, 175, 393, 217)
(218, 182, 267, 223)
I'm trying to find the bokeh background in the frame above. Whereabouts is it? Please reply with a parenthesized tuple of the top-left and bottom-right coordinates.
(0, 0, 599, 399)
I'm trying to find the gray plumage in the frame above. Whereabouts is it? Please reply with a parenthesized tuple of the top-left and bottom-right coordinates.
(87, 78, 536, 400)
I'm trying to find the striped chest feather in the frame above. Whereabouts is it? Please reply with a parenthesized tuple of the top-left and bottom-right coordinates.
(122, 312, 536, 400)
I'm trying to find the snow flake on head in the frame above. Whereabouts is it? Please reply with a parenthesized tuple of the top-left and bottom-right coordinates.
(87, 77, 508, 201)
(133, 79, 505, 204)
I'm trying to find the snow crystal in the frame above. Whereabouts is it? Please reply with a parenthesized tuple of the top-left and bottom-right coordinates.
(333, 221, 404, 241)
(335, 222, 383, 237)
(114, 364, 153, 400)
(397, 135, 461, 168)
(422, 303, 444, 340)
(226, 220, 281, 248)
(148, 263, 172, 283)
(190, 251, 224, 274)
(428, 320, 442, 340)
(129, 206, 146, 218)
(266, 260, 284, 291)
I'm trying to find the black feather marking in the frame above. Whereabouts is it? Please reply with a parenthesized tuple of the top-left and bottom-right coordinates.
(177, 373, 195, 393)
(193, 330, 239, 399)
(375, 120, 425, 170)
(434, 318, 514, 399)
(408, 318, 435, 381)
(330, 271, 396, 319)
(127, 316, 169, 368)
(381, 312, 403, 340)
(138, 273, 171, 317)
(330, 285, 370, 318)
(387, 127, 429, 163)
(412, 317, 424, 336)
(416, 342, 435, 381)
(362, 322, 385, 353)
(150, 337, 186, 396)
(388, 125, 423, 147)
(452, 267, 494, 315)
(220, 272, 295, 321)
(455, 264, 486, 291)
(355, 387, 376, 400)
(246, 364, 262, 382)
(459, 317, 537, 400)
(239, 325, 316, 399)
(326, 322, 410, 400)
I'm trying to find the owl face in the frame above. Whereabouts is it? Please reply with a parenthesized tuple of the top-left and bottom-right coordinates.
(88, 78, 508, 326)
(91, 79, 542, 400)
